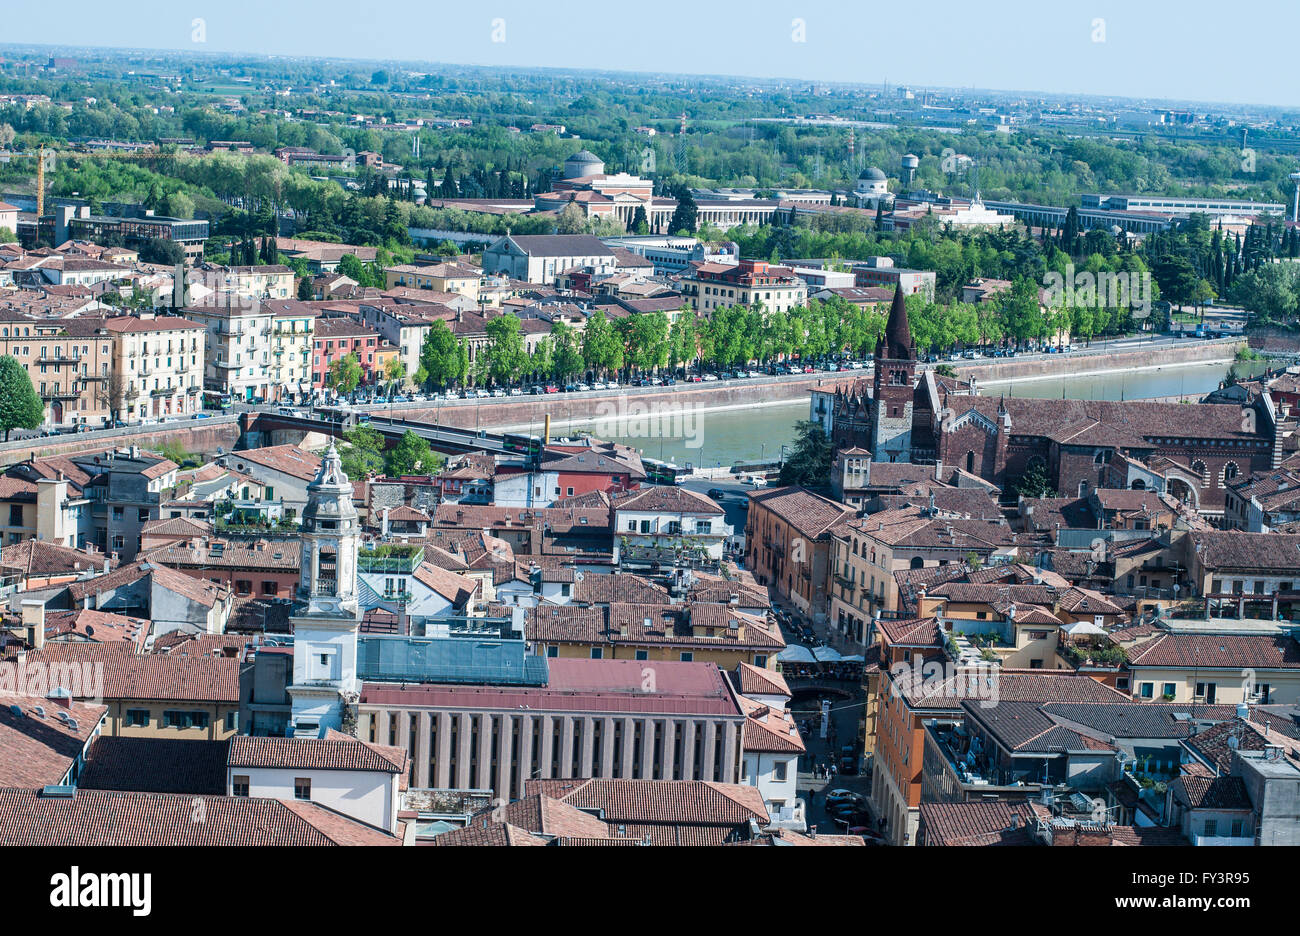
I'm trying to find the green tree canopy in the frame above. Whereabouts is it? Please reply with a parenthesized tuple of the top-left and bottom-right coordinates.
(0, 356, 44, 441)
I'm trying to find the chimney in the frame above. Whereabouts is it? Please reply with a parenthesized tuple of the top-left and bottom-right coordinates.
(22, 599, 45, 650)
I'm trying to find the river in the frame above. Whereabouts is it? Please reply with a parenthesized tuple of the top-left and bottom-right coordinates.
(521, 359, 1269, 467)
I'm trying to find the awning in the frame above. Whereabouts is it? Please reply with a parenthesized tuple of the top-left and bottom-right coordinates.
(811, 645, 843, 662)
(1064, 621, 1108, 636)
(777, 644, 817, 663)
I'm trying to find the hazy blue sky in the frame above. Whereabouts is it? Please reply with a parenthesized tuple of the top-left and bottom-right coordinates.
(5, 0, 1296, 108)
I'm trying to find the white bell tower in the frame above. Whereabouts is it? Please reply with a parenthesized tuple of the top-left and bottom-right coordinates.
(288, 443, 362, 738)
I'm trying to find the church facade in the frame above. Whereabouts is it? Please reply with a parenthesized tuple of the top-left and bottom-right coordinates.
(818, 287, 1279, 519)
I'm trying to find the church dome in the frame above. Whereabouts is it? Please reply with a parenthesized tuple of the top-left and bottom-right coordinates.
(563, 149, 605, 180)
(859, 167, 887, 181)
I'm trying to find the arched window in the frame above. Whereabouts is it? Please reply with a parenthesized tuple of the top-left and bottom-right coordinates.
(909, 557, 924, 570)
(1131, 479, 1146, 490)
(1223, 462, 1240, 482)
(1191, 460, 1208, 479)
(966, 451, 975, 473)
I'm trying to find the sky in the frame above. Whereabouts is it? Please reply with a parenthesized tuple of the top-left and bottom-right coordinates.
(4, 0, 1297, 109)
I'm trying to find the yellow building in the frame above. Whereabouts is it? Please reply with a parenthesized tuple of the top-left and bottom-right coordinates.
(103, 313, 206, 420)
(384, 262, 482, 301)
(23, 641, 244, 740)
(528, 602, 784, 671)
(1124, 627, 1300, 705)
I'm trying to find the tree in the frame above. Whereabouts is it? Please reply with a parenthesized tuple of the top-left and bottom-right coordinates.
(482, 314, 528, 385)
(297, 275, 314, 300)
(419, 319, 462, 388)
(778, 420, 834, 487)
(327, 352, 364, 395)
(1013, 461, 1055, 499)
(138, 238, 185, 266)
(551, 321, 583, 382)
(97, 369, 127, 425)
(0, 356, 46, 440)
(669, 185, 698, 234)
(383, 357, 407, 397)
(339, 424, 385, 480)
(582, 309, 623, 377)
(385, 429, 443, 476)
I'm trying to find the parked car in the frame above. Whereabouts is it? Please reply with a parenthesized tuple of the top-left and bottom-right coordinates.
(706, 488, 727, 500)
(545, 385, 560, 394)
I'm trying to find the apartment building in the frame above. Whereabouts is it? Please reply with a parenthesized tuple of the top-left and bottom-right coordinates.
(744, 486, 853, 621)
(384, 261, 482, 300)
(312, 317, 397, 391)
(103, 314, 206, 419)
(684, 258, 807, 314)
(0, 314, 114, 428)
(187, 299, 275, 402)
(268, 300, 318, 402)
(828, 506, 1017, 646)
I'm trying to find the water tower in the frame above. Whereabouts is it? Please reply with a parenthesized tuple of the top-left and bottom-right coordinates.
(1290, 171, 1300, 223)
(901, 153, 919, 188)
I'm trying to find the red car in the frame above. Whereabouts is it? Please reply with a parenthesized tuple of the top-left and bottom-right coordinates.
(544, 385, 559, 394)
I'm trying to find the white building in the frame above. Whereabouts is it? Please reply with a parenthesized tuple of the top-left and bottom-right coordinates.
(852, 167, 894, 210)
(226, 732, 407, 835)
(288, 444, 362, 738)
(733, 664, 806, 830)
(613, 487, 732, 564)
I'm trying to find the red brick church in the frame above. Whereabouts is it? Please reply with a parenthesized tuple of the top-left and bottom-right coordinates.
(814, 286, 1280, 519)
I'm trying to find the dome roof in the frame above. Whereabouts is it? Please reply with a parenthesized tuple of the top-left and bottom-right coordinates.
(860, 167, 886, 181)
(567, 150, 603, 164)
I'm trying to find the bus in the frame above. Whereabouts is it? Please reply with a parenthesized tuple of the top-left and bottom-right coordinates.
(203, 390, 232, 411)
(643, 456, 686, 486)
(502, 433, 543, 458)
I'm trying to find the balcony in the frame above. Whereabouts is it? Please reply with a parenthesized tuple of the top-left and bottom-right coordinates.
(358, 546, 424, 574)
(151, 386, 178, 397)
(41, 351, 81, 364)
(41, 388, 80, 400)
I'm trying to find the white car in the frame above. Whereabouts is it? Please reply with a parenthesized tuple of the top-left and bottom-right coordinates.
(590, 381, 605, 391)
(475, 389, 490, 399)
(508, 387, 523, 396)
(748, 475, 768, 488)
(702, 374, 719, 382)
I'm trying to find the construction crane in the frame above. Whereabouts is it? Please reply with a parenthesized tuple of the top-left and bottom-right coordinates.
(8, 145, 181, 217)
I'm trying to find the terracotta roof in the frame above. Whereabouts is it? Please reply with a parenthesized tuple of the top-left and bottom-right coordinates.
(526, 777, 768, 828)
(1170, 775, 1252, 811)
(431, 793, 612, 846)
(227, 445, 321, 482)
(0, 539, 113, 578)
(612, 486, 724, 515)
(0, 789, 401, 846)
(66, 558, 227, 607)
(228, 732, 405, 774)
(0, 693, 107, 787)
(411, 561, 478, 606)
(748, 486, 854, 539)
(731, 662, 791, 698)
(920, 801, 1038, 846)
(1126, 633, 1300, 670)
(24, 643, 240, 703)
